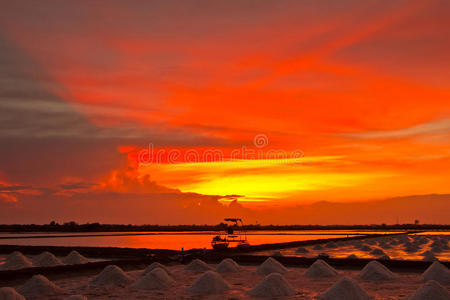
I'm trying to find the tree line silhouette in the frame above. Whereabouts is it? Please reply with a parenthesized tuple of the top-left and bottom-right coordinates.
(0, 222, 448, 233)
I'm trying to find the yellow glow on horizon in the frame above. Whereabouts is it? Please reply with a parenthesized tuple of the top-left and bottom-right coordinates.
(176, 172, 387, 200)
(138, 156, 394, 202)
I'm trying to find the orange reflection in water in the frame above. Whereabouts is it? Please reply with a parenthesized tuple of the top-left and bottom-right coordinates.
(0, 231, 359, 250)
(258, 234, 450, 261)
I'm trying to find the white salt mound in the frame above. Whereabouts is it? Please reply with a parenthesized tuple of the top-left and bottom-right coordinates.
(0, 252, 33, 270)
(185, 259, 212, 272)
(295, 247, 309, 254)
(370, 248, 386, 256)
(17, 274, 64, 298)
(366, 239, 376, 245)
(422, 261, 450, 285)
(359, 260, 397, 281)
(187, 271, 230, 295)
(431, 245, 443, 253)
(64, 296, 88, 300)
(248, 273, 296, 297)
(351, 240, 363, 247)
(305, 259, 338, 278)
(32, 251, 63, 267)
(90, 265, 133, 286)
(318, 252, 330, 258)
(404, 243, 420, 253)
(421, 251, 437, 262)
(216, 258, 240, 273)
(347, 254, 358, 259)
(272, 251, 283, 257)
(133, 267, 175, 290)
(325, 241, 338, 249)
(6, 251, 23, 260)
(379, 255, 391, 260)
(63, 251, 89, 265)
(143, 262, 170, 276)
(313, 244, 324, 250)
(359, 245, 372, 252)
(319, 276, 371, 300)
(379, 242, 391, 249)
(0, 287, 26, 300)
(256, 257, 288, 275)
(408, 280, 450, 300)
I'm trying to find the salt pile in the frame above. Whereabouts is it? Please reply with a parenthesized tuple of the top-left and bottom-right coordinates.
(422, 261, 450, 285)
(441, 241, 450, 250)
(0, 252, 33, 270)
(17, 274, 64, 298)
(359, 260, 397, 281)
(313, 244, 324, 250)
(142, 262, 170, 276)
(397, 236, 410, 243)
(431, 243, 444, 253)
(90, 265, 133, 286)
(63, 251, 89, 265)
(370, 248, 386, 256)
(318, 252, 330, 258)
(378, 242, 391, 249)
(248, 273, 296, 297)
(32, 251, 63, 267)
(325, 241, 338, 249)
(351, 240, 363, 247)
(431, 239, 449, 250)
(415, 237, 428, 245)
(408, 280, 450, 300)
(366, 239, 376, 245)
(0, 287, 25, 300)
(422, 252, 437, 262)
(295, 247, 309, 254)
(184, 259, 212, 272)
(318, 276, 371, 300)
(358, 245, 371, 252)
(305, 259, 338, 278)
(187, 271, 230, 295)
(347, 254, 358, 259)
(431, 245, 443, 253)
(272, 251, 283, 256)
(64, 296, 88, 300)
(390, 239, 401, 246)
(403, 242, 420, 253)
(379, 255, 391, 260)
(133, 267, 175, 290)
(256, 257, 288, 275)
(216, 258, 240, 273)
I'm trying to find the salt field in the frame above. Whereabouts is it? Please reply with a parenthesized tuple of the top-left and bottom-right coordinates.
(256, 234, 450, 262)
(0, 230, 369, 250)
(0, 232, 449, 299)
(1, 257, 449, 299)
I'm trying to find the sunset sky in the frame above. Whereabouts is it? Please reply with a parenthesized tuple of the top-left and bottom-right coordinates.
(0, 1, 449, 224)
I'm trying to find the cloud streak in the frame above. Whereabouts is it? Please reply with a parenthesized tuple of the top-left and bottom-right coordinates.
(338, 119, 450, 140)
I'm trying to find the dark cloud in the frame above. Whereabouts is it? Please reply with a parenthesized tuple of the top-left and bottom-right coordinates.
(1, 183, 448, 225)
(0, 35, 223, 184)
(58, 181, 96, 190)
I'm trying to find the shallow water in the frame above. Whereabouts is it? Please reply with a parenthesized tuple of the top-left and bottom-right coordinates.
(255, 234, 450, 261)
(8, 261, 450, 299)
(0, 230, 400, 250)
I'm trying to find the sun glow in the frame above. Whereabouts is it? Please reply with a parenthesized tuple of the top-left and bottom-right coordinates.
(138, 156, 393, 203)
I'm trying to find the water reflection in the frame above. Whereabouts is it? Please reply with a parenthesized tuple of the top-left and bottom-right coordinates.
(0, 230, 366, 250)
(256, 234, 450, 261)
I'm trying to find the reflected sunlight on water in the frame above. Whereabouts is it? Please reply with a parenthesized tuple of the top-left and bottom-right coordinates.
(256, 233, 450, 261)
(0, 230, 364, 250)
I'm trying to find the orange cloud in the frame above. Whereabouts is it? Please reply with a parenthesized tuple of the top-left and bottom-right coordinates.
(0, 1, 449, 223)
